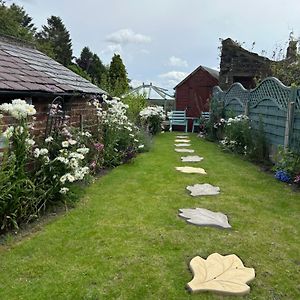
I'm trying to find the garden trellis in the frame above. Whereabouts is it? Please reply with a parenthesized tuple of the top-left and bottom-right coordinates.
(212, 77, 300, 151)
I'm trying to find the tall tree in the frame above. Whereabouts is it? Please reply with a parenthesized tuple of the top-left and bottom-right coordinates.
(0, 1, 35, 41)
(108, 54, 129, 96)
(76, 47, 93, 71)
(76, 47, 108, 86)
(36, 16, 72, 66)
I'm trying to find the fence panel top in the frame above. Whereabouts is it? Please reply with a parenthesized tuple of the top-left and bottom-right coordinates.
(249, 77, 291, 111)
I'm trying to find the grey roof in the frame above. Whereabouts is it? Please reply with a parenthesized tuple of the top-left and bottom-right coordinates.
(174, 65, 219, 89)
(0, 36, 106, 95)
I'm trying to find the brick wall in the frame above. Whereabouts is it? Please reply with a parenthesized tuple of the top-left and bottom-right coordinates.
(0, 95, 100, 142)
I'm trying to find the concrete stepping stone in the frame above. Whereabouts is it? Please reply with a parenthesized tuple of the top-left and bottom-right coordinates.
(181, 156, 203, 162)
(175, 166, 206, 174)
(175, 143, 191, 147)
(186, 183, 220, 196)
(175, 148, 195, 153)
(176, 135, 189, 138)
(187, 253, 255, 295)
(178, 208, 231, 228)
(175, 139, 190, 143)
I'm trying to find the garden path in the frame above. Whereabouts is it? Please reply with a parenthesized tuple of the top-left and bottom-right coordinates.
(174, 134, 254, 295)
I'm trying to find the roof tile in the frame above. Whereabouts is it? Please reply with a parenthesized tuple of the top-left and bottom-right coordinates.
(0, 38, 106, 95)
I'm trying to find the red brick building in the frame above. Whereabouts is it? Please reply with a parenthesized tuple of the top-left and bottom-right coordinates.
(174, 66, 219, 127)
(0, 35, 106, 137)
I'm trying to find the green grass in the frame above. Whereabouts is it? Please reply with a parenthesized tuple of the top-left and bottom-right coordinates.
(0, 132, 300, 299)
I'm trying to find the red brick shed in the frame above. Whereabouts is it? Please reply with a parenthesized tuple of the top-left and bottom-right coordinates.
(174, 65, 219, 129)
(0, 35, 106, 137)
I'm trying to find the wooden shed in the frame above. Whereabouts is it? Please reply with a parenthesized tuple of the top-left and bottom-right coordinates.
(0, 35, 106, 137)
(174, 65, 219, 129)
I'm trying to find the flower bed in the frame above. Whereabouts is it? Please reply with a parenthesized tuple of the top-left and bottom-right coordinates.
(0, 96, 152, 233)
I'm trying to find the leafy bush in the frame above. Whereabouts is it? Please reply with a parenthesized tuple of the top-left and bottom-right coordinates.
(273, 146, 300, 183)
(122, 94, 147, 125)
(139, 105, 165, 135)
(204, 97, 225, 141)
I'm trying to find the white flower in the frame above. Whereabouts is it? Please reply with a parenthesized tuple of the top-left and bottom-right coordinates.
(16, 126, 24, 134)
(59, 187, 69, 194)
(39, 148, 48, 155)
(0, 99, 36, 120)
(68, 139, 77, 145)
(138, 144, 144, 149)
(69, 158, 79, 169)
(77, 147, 89, 155)
(134, 139, 139, 142)
(33, 148, 40, 158)
(60, 173, 75, 184)
(26, 138, 35, 147)
(56, 156, 69, 164)
(62, 141, 69, 148)
(69, 152, 84, 160)
(2, 126, 14, 139)
(45, 136, 53, 143)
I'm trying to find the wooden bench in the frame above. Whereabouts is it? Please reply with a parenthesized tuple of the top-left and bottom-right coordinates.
(169, 110, 188, 132)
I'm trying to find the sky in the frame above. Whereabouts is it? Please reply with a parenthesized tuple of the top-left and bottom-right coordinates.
(6, 0, 300, 93)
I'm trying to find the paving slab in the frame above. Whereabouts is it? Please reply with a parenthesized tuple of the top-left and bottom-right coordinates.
(181, 156, 203, 162)
(175, 143, 191, 147)
(175, 166, 207, 174)
(178, 208, 231, 228)
(175, 148, 195, 153)
(186, 183, 220, 196)
(175, 139, 190, 143)
(187, 253, 255, 295)
(176, 135, 189, 138)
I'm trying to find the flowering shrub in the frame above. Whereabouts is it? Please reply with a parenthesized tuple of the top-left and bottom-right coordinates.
(0, 100, 38, 231)
(275, 170, 291, 183)
(139, 105, 165, 135)
(219, 115, 252, 155)
(0, 95, 151, 232)
(96, 96, 144, 167)
(273, 146, 300, 184)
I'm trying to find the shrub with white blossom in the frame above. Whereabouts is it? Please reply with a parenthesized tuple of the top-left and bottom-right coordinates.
(139, 105, 165, 135)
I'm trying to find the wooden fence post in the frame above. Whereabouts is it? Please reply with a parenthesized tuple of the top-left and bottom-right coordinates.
(284, 101, 295, 149)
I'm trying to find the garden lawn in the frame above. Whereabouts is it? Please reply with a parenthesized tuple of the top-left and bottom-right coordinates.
(0, 132, 300, 300)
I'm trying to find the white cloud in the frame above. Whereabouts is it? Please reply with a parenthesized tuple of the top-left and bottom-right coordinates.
(106, 29, 151, 45)
(168, 56, 188, 67)
(159, 71, 187, 81)
(158, 71, 188, 90)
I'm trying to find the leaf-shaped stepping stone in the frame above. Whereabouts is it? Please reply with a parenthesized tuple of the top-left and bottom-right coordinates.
(175, 143, 191, 147)
(178, 208, 231, 228)
(187, 183, 220, 196)
(187, 253, 255, 295)
(181, 156, 203, 162)
(176, 166, 207, 174)
(175, 139, 190, 143)
(175, 148, 195, 153)
(176, 135, 189, 138)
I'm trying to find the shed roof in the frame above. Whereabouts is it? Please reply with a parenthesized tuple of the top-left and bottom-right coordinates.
(0, 36, 106, 96)
(174, 65, 219, 89)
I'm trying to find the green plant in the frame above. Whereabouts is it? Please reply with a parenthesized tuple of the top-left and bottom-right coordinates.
(139, 105, 165, 135)
(273, 145, 300, 177)
(205, 97, 225, 141)
(122, 94, 147, 125)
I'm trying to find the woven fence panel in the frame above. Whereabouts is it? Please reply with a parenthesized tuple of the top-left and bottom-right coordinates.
(249, 78, 290, 111)
(291, 113, 300, 151)
(294, 89, 300, 111)
(249, 98, 286, 146)
(223, 83, 248, 106)
(224, 98, 244, 117)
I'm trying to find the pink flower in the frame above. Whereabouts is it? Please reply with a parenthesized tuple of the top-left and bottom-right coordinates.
(94, 143, 104, 151)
